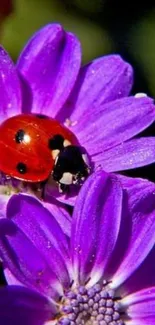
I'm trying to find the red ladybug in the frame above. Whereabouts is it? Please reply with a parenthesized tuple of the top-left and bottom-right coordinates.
(0, 114, 90, 192)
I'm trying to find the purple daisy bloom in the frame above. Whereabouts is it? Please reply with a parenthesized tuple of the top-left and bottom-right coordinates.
(0, 171, 155, 324)
(0, 23, 154, 207)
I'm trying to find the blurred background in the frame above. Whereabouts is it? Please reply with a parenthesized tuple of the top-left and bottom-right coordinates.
(0, 0, 155, 282)
(0, 2, 154, 188)
(1, 0, 155, 96)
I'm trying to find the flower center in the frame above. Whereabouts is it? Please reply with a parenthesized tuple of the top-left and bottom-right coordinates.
(56, 281, 125, 325)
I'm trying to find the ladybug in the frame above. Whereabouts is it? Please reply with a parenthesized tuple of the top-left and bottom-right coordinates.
(0, 113, 90, 194)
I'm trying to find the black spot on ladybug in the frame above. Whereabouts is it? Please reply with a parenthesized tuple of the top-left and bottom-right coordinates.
(15, 129, 25, 143)
(48, 134, 64, 150)
(36, 114, 48, 119)
(16, 162, 27, 174)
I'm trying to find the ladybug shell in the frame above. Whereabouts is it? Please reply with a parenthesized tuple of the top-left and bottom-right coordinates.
(0, 114, 78, 182)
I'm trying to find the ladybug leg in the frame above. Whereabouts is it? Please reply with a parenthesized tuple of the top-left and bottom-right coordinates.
(27, 182, 45, 200)
(58, 183, 70, 194)
(40, 186, 44, 200)
(36, 181, 46, 200)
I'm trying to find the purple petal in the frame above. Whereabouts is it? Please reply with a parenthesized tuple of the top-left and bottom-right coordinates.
(0, 193, 10, 218)
(118, 174, 155, 209)
(0, 47, 22, 122)
(110, 179, 155, 289)
(118, 173, 155, 190)
(105, 175, 155, 295)
(4, 268, 23, 285)
(120, 245, 155, 297)
(6, 194, 71, 291)
(0, 285, 55, 325)
(122, 287, 155, 320)
(44, 181, 79, 206)
(43, 198, 72, 237)
(112, 176, 155, 296)
(127, 318, 155, 325)
(17, 24, 81, 116)
(75, 96, 155, 152)
(58, 55, 133, 122)
(71, 171, 122, 285)
(92, 137, 155, 172)
(0, 218, 63, 299)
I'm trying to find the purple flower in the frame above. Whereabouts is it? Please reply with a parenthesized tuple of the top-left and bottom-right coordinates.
(0, 171, 155, 324)
(0, 23, 154, 207)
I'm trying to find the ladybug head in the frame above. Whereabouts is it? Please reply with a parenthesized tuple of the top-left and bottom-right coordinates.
(52, 145, 91, 191)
